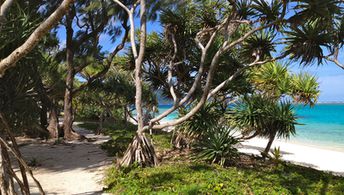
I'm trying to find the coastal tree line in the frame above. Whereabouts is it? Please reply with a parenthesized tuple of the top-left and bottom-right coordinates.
(0, 0, 343, 194)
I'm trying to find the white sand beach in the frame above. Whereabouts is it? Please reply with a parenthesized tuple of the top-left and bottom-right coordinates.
(239, 138, 344, 175)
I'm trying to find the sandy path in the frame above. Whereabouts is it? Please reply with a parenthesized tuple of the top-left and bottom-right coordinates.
(239, 138, 344, 175)
(17, 125, 112, 195)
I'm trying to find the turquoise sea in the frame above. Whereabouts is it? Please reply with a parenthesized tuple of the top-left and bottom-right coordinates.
(156, 104, 344, 151)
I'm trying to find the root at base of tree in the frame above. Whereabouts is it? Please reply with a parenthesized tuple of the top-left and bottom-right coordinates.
(120, 133, 158, 167)
(63, 128, 86, 141)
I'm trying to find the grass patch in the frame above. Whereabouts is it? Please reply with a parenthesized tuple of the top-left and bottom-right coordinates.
(79, 121, 344, 194)
(104, 161, 344, 194)
(78, 122, 172, 157)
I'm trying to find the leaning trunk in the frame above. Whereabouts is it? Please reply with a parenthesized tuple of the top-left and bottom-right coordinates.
(263, 132, 277, 157)
(62, 8, 80, 140)
(63, 77, 78, 140)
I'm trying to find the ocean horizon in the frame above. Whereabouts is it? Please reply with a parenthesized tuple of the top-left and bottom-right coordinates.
(155, 104, 344, 151)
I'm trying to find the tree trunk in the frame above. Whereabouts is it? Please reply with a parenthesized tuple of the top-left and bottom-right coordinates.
(263, 132, 277, 157)
(47, 104, 59, 139)
(115, 0, 154, 167)
(96, 113, 104, 135)
(0, 142, 10, 195)
(0, 146, 16, 195)
(40, 101, 48, 129)
(62, 7, 80, 140)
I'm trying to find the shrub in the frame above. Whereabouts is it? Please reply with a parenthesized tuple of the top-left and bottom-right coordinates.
(271, 146, 282, 164)
(194, 125, 239, 166)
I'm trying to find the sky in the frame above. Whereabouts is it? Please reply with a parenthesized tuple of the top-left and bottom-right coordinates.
(56, 17, 344, 103)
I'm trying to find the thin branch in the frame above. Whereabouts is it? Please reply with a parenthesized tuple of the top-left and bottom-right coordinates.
(325, 47, 344, 70)
(208, 53, 288, 99)
(113, 0, 138, 58)
(149, 20, 225, 124)
(72, 17, 129, 94)
(167, 33, 178, 104)
(0, 137, 45, 194)
(223, 20, 281, 52)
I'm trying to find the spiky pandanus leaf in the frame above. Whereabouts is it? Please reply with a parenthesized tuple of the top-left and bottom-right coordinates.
(289, 0, 342, 23)
(241, 31, 276, 62)
(194, 125, 239, 166)
(250, 62, 290, 99)
(283, 21, 332, 65)
(290, 73, 319, 106)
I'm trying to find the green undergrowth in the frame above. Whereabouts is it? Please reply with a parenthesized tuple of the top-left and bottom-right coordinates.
(78, 121, 344, 194)
(78, 122, 172, 157)
(104, 161, 344, 194)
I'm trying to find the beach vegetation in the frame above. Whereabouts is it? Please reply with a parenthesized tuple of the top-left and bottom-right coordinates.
(193, 124, 239, 166)
(1, 0, 344, 193)
(104, 158, 344, 194)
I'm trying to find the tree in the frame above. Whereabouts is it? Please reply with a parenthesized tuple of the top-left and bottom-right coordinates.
(59, 0, 129, 140)
(0, 0, 74, 76)
(111, 0, 343, 166)
(0, 0, 74, 193)
(231, 62, 319, 157)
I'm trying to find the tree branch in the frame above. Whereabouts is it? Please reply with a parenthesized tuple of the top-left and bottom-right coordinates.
(72, 18, 130, 94)
(0, 0, 75, 77)
(325, 47, 344, 70)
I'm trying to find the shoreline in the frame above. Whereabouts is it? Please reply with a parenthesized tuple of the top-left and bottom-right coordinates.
(240, 137, 344, 175)
(278, 137, 344, 153)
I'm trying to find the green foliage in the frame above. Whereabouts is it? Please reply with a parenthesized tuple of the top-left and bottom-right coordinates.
(241, 31, 276, 62)
(104, 162, 344, 194)
(291, 73, 319, 106)
(283, 21, 332, 65)
(249, 62, 319, 105)
(231, 95, 298, 140)
(194, 125, 239, 166)
(250, 62, 290, 98)
(176, 103, 222, 140)
(271, 147, 282, 164)
(0, 2, 60, 135)
(253, 0, 283, 24)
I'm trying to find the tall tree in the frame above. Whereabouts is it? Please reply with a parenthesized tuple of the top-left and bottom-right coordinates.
(60, 0, 129, 140)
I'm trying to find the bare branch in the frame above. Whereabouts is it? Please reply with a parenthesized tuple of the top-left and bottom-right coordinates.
(149, 21, 226, 124)
(325, 47, 344, 70)
(0, 0, 75, 77)
(113, 0, 138, 58)
(167, 33, 178, 104)
(208, 53, 288, 99)
(223, 21, 281, 52)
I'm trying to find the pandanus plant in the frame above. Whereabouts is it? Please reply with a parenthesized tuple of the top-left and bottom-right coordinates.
(232, 62, 319, 157)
